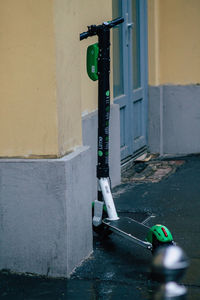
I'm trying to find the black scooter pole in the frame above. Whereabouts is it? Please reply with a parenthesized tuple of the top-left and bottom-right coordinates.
(80, 17, 124, 185)
(96, 23, 111, 179)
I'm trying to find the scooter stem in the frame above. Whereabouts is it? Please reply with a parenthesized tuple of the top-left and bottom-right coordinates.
(99, 178, 119, 220)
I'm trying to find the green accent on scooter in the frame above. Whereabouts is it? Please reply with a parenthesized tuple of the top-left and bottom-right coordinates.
(98, 150, 103, 157)
(146, 224, 173, 244)
(87, 43, 99, 81)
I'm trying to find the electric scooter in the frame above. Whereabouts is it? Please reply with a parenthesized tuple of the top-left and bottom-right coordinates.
(80, 18, 174, 253)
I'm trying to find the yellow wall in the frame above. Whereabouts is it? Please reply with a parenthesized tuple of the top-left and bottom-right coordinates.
(148, 0, 200, 85)
(0, 0, 113, 158)
(54, 0, 113, 154)
(0, 0, 58, 157)
(1, 0, 199, 157)
(0, 0, 90, 158)
(148, 0, 160, 85)
(54, 0, 82, 156)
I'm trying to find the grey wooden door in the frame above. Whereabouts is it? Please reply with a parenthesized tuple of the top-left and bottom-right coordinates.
(113, 0, 148, 161)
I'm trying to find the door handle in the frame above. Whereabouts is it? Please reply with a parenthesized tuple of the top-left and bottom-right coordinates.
(126, 12, 134, 29)
(127, 22, 133, 29)
(125, 13, 134, 46)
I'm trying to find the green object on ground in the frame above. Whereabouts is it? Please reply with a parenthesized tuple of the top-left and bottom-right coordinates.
(146, 224, 173, 244)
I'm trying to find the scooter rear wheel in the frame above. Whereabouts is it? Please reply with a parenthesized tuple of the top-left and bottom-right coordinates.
(152, 235, 174, 254)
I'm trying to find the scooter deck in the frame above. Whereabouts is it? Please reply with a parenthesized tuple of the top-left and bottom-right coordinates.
(103, 217, 152, 250)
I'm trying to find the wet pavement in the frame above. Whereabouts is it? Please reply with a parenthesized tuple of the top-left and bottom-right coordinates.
(1, 154, 200, 299)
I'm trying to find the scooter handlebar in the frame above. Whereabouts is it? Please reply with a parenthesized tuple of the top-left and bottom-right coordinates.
(80, 31, 90, 40)
(80, 17, 124, 40)
(107, 17, 124, 28)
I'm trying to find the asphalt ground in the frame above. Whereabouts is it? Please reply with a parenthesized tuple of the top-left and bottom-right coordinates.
(1, 154, 200, 299)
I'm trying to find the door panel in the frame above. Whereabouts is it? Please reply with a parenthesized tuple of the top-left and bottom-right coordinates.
(113, 0, 131, 160)
(130, 0, 148, 153)
(131, 0, 141, 90)
(113, 0, 148, 160)
(113, 0, 124, 98)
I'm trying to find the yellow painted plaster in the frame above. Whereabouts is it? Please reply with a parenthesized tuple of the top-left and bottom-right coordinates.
(54, 0, 82, 155)
(148, 0, 200, 85)
(0, 0, 58, 157)
(159, 0, 200, 84)
(148, 0, 160, 85)
(0, 0, 85, 158)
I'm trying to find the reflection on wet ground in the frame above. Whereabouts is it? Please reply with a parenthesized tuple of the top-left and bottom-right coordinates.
(1, 155, 200, 299)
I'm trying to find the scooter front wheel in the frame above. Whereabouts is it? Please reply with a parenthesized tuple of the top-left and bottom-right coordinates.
(151, 235, 174, 254)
